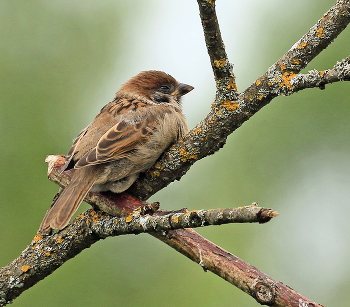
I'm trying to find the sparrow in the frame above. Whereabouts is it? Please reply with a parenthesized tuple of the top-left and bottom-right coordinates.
(40, 70, 193, 232)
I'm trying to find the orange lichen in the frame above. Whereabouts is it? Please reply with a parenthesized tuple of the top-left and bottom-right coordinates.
(45, 252, 51, 256)
(213, 58, 226, 68)
(179, 148, 198, 162)
(221, 100, 239, 112)
(280, 64, 287, 70)
(150, 170, 161, 177)
(32, 235, 42, 243)
(257, 94, 264, 100)
(21, 265, 31, 272)
(291, 58, 301, 65)
(226, 78, 237, 90)
(279, 72, 297, 89)
(125, 214, 133, 223)
(173, 215, 179, 224)
(76, 212, 85, 219)
(56, 236, 64, 243)
(179, 148, 187, 156)
(214, 108, 223, 115)
(316, 27, 325, 37)
(89, 211, 100, 224)
(255, 79, 261, 86)
(193, 126, 202, 134)
(297, 41, 307, 49)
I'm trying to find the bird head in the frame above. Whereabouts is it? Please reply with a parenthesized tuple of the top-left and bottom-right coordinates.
(117, 70, 194, 105)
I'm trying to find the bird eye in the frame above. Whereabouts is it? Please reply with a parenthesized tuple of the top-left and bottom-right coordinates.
(159, 85, 171, 94)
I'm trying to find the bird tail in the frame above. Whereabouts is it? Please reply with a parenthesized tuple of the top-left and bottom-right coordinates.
(39, 169, 97, 232)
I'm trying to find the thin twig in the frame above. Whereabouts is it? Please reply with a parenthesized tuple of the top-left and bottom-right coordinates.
(197, 0, 238, 98)
(90, 205, 278, 237)
(290, 56, 350, 91)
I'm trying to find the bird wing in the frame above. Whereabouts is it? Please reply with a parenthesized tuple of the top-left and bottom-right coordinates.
(73, 105, 170, 168)
(64, 97, 140, 165)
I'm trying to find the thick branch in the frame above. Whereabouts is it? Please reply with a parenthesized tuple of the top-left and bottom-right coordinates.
(153, 228, 322, 307)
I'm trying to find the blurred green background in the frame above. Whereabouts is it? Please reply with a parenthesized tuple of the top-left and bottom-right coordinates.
(1, 0, 349, 306)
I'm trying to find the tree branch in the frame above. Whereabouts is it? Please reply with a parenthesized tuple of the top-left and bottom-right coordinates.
(290, 56, 350, 91)
(196, 0, 238, 96)
(90, 205, 278, 237)
(152, 228, 322, 307)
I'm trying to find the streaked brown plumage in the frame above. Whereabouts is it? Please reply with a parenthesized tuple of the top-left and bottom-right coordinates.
(40, 71, 193, 231)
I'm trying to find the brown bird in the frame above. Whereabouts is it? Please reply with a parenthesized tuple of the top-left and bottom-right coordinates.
(40, 70, 193, 231)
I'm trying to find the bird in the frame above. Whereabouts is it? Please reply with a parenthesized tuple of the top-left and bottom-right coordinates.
(39, 70, 193, 232)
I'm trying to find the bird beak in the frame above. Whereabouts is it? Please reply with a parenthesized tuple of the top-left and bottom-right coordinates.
(171, 83, 194, 97)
